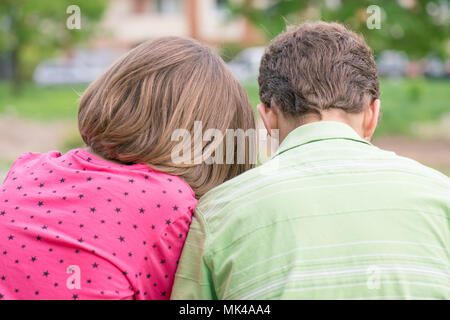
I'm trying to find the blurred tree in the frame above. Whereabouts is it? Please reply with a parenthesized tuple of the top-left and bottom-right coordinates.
(226, 0, 450, 59)
(0, 0, 106, 93)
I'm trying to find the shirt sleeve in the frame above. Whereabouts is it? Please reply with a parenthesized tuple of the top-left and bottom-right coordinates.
(135, 211, 193, 300)
(170, 208, 216, 300)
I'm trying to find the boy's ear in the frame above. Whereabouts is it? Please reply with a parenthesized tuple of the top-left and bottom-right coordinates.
(363, 98, 381, 141)
(257, 103, 279, 136)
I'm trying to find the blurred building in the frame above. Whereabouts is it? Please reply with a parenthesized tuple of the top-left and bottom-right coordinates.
(97, 0, 264, 48)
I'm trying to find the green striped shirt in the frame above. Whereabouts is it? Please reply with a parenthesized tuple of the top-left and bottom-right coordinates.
(171, 121, 450, 300)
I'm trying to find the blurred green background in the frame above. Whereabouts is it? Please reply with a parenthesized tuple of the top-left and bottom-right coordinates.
(0, 0, 449, 179)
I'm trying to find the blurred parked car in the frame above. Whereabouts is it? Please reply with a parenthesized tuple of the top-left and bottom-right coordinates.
(33, 48, 124, 85)
(227, 46, 265, 83)
(0, 55, 12, 80)
(376, 50, 409, 77)
(424, 55, 447, 78)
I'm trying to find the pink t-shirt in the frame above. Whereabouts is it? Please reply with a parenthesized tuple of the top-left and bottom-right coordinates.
(0, 149, 197, 300)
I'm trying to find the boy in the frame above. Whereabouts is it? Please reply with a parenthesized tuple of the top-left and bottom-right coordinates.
(171, 22, 450, 300)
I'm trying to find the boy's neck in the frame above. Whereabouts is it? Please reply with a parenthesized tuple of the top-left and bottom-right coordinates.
(279, 110, 365, 143)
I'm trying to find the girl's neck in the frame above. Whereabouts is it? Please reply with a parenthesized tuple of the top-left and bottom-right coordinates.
(83, 146, 128, 165)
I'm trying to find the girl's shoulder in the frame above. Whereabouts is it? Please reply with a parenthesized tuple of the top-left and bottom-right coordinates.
(4, 151, 62, 181)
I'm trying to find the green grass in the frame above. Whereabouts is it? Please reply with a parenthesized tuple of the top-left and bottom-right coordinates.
(0, 78, 449, 135)
(0, 83, 87, 120)
(243, 77, 450, 137)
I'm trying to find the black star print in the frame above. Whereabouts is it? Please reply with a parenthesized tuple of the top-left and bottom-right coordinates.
(60, 178, 65, 183)
(166, 219, 171, 225)
(79, 194, 84, 199)
(0, 211, 5, 216)
(43, 271, 49, 277)
(78, 238, 83, 243)
(92, 263, 99, 268)
(36, 236, 42, 241)
(87, 177, 92, 181)
(8, 235, 14, 240)
(72, 294, 79, 300)
(118, 236, 125, 242)
(38, 201, 44, 207)
(90, 207, 96, 213)
(139, 208, 145, 214)
(31, 256, 37, 262)
(17, 186, 22, 190)
(173, 205, 178, 211)
(129, 179, 134, 183)
(115, 208, 121, 213)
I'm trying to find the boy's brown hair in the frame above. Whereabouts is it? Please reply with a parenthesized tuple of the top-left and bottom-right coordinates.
(78, 37, 255, 198)
(258, 21, 380, 118)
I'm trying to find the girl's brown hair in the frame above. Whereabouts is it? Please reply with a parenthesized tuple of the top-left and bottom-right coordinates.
(78, 37, 256, 198)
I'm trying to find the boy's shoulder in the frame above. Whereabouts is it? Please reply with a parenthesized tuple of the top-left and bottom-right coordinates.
(195, 146, 450, 224)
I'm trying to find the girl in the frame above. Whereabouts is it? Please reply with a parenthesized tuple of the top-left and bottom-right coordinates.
(0, 37, 255, 300)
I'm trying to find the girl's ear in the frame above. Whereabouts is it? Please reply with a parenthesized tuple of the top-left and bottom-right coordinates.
(257, 104, 279, 136)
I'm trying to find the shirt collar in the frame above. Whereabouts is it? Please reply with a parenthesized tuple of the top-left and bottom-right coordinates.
(273, 121, 372, 158)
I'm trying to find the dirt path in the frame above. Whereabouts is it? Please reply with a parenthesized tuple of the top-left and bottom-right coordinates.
(373, 136, 450, 171)
(1, 116, 449, 183)
(0, 114, 77, 181)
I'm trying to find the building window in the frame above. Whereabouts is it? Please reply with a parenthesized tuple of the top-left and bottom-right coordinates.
(155, 0, 182, 14)
(133, 0, 147, 14)
(216, 0, 227, 10)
